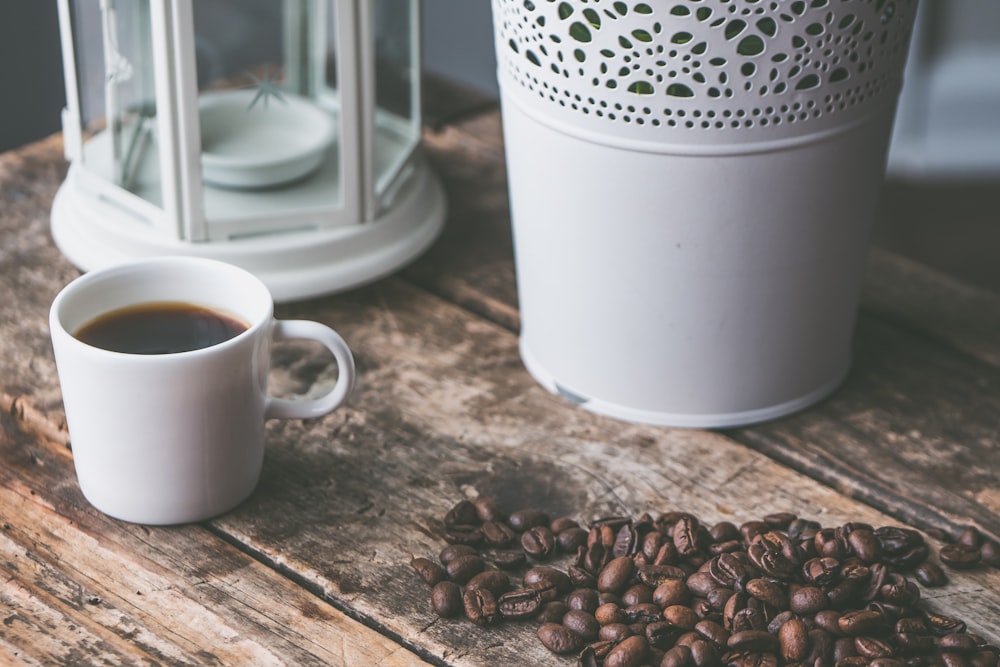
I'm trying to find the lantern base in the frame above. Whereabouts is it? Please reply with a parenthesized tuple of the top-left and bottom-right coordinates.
(51, 159, 447, 302)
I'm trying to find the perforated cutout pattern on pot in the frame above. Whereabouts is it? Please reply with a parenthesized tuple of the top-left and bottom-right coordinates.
(493, 0, 918, 146)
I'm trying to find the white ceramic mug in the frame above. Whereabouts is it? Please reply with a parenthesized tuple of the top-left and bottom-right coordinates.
(49, 256, 356, 525)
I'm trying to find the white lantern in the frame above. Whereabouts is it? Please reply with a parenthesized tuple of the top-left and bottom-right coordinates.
(52, 0, 446, 301)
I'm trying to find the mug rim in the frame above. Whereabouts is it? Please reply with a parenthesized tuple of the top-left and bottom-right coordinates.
(50, 256, 274, 359)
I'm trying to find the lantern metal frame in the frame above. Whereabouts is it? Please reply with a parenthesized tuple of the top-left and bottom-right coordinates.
(51, 0, 446, 301)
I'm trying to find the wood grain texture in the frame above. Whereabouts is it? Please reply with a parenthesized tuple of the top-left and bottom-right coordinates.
(1, 86, 999, 665)
(1, 394, 431, 667)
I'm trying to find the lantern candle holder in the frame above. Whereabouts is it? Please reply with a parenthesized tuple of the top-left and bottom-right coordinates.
(52, 0, 446, 301)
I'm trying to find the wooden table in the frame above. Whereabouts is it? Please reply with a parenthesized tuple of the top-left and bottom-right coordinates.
(2, 80, 998, 665)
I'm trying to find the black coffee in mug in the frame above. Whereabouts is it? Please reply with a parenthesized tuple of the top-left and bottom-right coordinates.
(74, 301, 249, 354)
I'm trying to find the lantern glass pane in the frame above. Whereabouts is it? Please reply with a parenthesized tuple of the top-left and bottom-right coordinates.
(192, 0, 343, 235)
(373, 0, 420, 202)
(73, 0, 163, 209)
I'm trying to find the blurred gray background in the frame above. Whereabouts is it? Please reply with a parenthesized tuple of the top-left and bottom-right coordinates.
(0, 0, 498, 153)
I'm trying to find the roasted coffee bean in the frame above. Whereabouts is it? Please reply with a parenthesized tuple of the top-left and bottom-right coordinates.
(600, 622, 633, 642)
(595, 601, 626, 625)
(709, 553, 749, 588)
(727, 629, 778, 652)
(838, 609, 888, 636)
(895, 617, 929, 634)
(480, 520, 517, 547)
(869, 659, 906, 667)
(915, 560, 949, 587)
(957, 525, 983, 549)
(442, 524, 483, 546)
(598, 556, 636, 593)
(613, 523, 639, 558)
(940, 543, 982, 569)
(536, 600, 569, 624)
(640, 620, 673, 649)
(925, 610, 967, 636)
(465, 569, 510, 596)
(521, 525, 557, 559)
(834, 636, 860, 662)
(419, 501, 991, 666)
(410, 556, 446, 586)
(880, 573, 920, 606)
(566, 587, 601, 612)
(603, 635, 649, 667)
(694, 618, 729, 648)
(549, 516, 579, 533)
(939, 632, 981, 654)
(443, 499, 478, 526)
(688, 638, 719, 666)
(562, 609, 600, 641)
(789, 585, 828, 614)
(745, 577, 787, 609)
(463, 588, 499, 626)
(653, 579, 690, 608)
(813, 609, 844, 635)
(805, 628, 834, 663)
(731, 606, 769, 633)
(641, 530, 665, 562)
(673, 514, 702, 558)
(480, 548, 526, 570)
(637, 563, 688, 586)
(815, 528, 849, 560)
(855, 636, 895, 659)
(537, 622, 583, 654)
(623, 602, 662, 624)
(473, 496, 505, 523)
(747, 540, 796, 580)
(508, 508, 549, 532)
(875, 526, 924, 556)
(430, 580, 462, 617)
(445, 553, 485, 584)
(895, 631, 935, 654)
(523, 565, 571, 594)
(741, 520, 771, 544)
(802, 556, 841, 586)
(685, 571, 718, 597)
(977, 540, 1000, 569)
(847, 528, 882, 564)
(557, 527, 589, 553)
(497, 588, 544, 619)
(621, 583, 654, 606)
(662, 604, 699, 631)
(767, 609, 795, 634)
(778, 617, 809, 661)
(438, 543, 477, 565)
(660, 645, 694, 667)
(567, 564, 597, 588)
(764, 512, 797, 530)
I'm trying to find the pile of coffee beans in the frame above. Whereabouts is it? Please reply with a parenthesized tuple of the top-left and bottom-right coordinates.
(410, 497, 1000, 667)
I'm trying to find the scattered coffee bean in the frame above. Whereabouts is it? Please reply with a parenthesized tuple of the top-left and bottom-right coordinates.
(537, 622, 583, 654)
(430, 580, 462, 617)
(411, 497, 997, 665)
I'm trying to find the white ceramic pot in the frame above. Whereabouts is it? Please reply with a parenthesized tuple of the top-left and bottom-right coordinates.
(492, 0, 919, 427)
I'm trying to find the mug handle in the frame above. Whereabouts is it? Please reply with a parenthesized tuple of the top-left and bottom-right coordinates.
(264, 320, 356, 420)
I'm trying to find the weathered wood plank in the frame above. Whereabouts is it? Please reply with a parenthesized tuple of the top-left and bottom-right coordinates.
(727, 313, 1000, 542)
(243, 281, 1000, 660)
(6, 276, 1000, 665)
(3, 113, 999, 667)
(0, 394, 432, 667)
(863, 247, 1000, 369)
